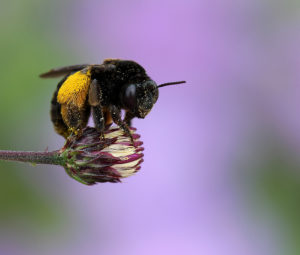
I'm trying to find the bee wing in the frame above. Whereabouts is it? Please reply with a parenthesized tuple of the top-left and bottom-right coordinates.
(39, 64, 91, 78)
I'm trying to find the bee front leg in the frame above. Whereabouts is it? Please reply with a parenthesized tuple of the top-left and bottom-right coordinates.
(109, 105, 134, 144)
(124, 111, 135, 126)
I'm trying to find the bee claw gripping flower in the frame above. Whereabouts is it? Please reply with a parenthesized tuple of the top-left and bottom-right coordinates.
(60, 126, 144, 185)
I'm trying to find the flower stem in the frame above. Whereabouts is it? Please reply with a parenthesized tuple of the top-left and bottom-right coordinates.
(0, 150, 64, 166)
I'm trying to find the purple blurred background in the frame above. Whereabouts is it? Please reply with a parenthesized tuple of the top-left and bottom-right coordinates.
(1, 0, 300, 254)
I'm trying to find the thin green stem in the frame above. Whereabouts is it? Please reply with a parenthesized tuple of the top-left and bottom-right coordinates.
(0, 150, 64, 166)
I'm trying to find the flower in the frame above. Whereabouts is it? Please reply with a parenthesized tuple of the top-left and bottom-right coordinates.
(0, 126, 144, 185)
(59, 126, 144, 185)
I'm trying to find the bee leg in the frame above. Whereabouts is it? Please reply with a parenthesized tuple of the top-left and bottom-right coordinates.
(109, 105, 134, 144)
(68, 127, 82, 139)
(88, 79, 105, 139)
(124, 111, 135, 126)
(63, 105, 86, 140)
(91, 105, 105, 139)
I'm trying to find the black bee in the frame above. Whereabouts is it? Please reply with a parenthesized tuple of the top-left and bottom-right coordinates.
(40, 59, 185, 140)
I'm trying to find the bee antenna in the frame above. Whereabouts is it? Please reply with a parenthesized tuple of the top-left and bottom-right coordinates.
(157, 81, 186, 88)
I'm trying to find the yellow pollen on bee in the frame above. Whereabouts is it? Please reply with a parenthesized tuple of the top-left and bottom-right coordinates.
(57, 69, 92, 108)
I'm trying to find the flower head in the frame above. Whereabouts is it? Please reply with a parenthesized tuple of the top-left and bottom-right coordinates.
(60, 126, 144, 185)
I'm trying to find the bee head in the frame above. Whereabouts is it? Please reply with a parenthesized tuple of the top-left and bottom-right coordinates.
(120, 80, 186, 119)
(121, 80, 158, 118)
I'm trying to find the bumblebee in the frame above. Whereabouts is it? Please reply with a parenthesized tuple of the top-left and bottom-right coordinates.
(40, 59, 185, 140)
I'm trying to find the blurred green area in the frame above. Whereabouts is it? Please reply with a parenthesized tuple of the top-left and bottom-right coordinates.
(0, 0, 77, 237)
(258, 156, 300, 255)
(245, 139, 300, 255)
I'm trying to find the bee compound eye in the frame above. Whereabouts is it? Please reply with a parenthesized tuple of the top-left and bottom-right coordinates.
(123, 84, 137, 109)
